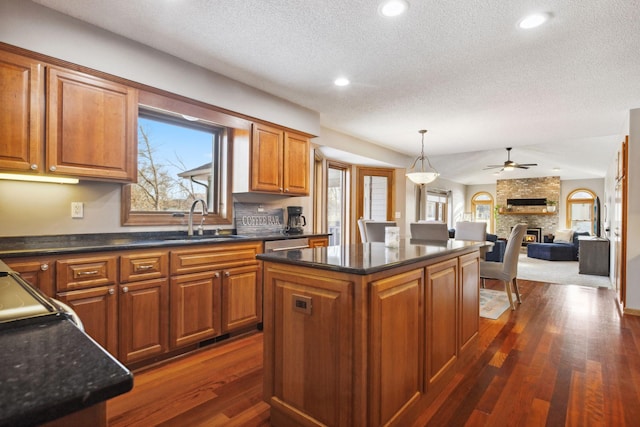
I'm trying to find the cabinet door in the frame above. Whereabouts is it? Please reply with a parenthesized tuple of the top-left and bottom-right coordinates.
(264, 265, 353, 427)
(425, 258, 458, 391)
(0, 50, 43, 172)
(251, 123, 283, 193)
(283, 131, 309, 195)
(170, 271, 221, 348)
(308, 237, 329, 248)
(370, 269, 424, 427)
(46, 66, 137, 181)
(221, 264, 261, 332)
(57, 286, 118, 356)
(459, 252, 479, 353)
(119, 278, 169, 364)
(5, 258, 54, 297)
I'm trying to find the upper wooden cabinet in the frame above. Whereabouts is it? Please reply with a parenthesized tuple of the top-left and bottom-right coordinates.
(250, 123, 310, 195)
(0, 50, 43, 172)
(46, 66, 137, 182)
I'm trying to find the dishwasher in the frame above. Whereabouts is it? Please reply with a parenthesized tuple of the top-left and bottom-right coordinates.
(264, 237, 310, 253)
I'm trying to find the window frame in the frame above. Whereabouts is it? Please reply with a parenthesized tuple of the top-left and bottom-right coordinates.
(471, 191, 494, 233)
(565, 188, 596, 232)
(122, 89, 250, 226)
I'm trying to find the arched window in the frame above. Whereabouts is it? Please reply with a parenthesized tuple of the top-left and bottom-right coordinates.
(471, 192, 494, 233)
(566, 189, 596, 233)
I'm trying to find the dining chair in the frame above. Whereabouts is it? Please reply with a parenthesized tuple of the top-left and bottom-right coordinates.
(455, 221, 487, 241)
(357, 218, 369, 243)
(410, 222, 449, 241)
(479, 223, 527, 310)
(364, 221, 397, 243)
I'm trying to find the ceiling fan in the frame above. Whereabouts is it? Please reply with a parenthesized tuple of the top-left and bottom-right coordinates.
(484, 147, 538, 171)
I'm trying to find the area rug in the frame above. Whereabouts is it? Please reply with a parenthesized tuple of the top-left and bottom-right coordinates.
(516, 253, 611, 288)
(479, 288, 511, 319)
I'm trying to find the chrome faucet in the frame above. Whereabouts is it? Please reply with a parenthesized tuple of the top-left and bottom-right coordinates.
(188, 199, 208, 236)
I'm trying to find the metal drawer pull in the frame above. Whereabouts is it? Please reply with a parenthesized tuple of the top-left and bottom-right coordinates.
(135, 264, 155, 271)
(271, 245, 309, 252)
(77, 270, 99, 276)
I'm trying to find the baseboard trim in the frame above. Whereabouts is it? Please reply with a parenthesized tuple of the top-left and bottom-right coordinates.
(623, 307, 640, 316)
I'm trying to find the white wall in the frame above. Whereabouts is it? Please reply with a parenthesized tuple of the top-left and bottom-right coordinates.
(626, 108, 640, 310)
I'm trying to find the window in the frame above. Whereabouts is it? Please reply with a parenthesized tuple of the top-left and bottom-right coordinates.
(356, 167, 394, 242)
(122, 90, 242, 226)
(425, 192, 448, 222)
(471, 192, 494, 233)
(566, 189, 596, 233)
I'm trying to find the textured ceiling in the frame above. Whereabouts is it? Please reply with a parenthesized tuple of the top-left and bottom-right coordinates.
(32, 0, 640, 184)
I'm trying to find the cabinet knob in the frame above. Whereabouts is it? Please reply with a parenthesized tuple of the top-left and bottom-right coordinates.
(122, 286, 129, 293)
(108, 288, 115, 295)
(224, 271, 230, 277)
(279, 188, 283, 192)
(49, 165, 57, 172)
(284, 188, 289, 192)
(40, 263, 49, 271)
(30, 164, 38, 170)
(214, 272, 220, 278)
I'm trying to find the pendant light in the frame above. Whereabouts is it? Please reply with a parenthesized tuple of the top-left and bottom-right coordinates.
(406, 129, 439, 184)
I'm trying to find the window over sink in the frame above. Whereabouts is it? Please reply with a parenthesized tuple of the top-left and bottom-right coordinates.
(122, 90, 244, 226)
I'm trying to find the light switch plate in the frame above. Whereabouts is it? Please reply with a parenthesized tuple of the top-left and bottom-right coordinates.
(71, 202, 84, 218)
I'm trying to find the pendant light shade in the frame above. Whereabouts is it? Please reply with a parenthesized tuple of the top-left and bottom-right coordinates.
(406, 129, 439, 184)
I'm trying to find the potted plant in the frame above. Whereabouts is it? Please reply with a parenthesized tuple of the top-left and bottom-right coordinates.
(546, 200, 557, 213)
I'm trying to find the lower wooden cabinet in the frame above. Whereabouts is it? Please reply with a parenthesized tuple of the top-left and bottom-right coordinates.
(170, 270, 222, 348)
(119, 278, 169, 364)
(459, 252, 479, 353)
(4, 258, 54, 297)
(425, 258, 459, 391)
(56, 285, 118, 356)
(222, 264, 262, 332)
(308, 236, 329, 248)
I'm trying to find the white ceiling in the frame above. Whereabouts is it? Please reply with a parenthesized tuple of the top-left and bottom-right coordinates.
(32, 0, 640, 184)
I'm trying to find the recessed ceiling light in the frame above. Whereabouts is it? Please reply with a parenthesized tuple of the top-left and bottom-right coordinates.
(334, 77, 350, 87)
(518, 13, 550, 29)
(552, 167, 561, 171)
(378, 0, 409, 17)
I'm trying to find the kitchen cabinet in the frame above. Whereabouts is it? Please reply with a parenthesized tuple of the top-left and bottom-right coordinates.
(119, 252, 169, 364)
(0, 50, 43, 172)
(250, 123, 310, 195)
(4, 257, 54, 297)
(458, 251, 479, 353)
(221, 264, 262, 332)
(170, 270, 222, 348)
(56, 285, 118, 356)
(55, 255, 119, 355)
(425, 258, 458, 393)
(46, 66, 137, 182)
(170, 241, 263, 347)
(308, 236, 329, 248)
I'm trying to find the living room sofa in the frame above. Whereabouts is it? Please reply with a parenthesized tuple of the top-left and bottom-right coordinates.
(448, 228, 506, 262)
(527, 231, 590, 261)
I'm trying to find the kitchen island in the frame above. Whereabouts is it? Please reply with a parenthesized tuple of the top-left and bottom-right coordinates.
(257, 239, 482, 427)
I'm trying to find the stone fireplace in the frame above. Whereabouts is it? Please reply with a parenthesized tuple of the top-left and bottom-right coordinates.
(496, 177, 560, 239)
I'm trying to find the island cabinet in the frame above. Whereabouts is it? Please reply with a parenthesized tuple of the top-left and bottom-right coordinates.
(261, 242, 481, 427)
(251, 123, 310, 195)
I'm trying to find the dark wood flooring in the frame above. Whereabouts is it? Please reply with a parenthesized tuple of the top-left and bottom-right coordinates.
(107, 279, 640, 426)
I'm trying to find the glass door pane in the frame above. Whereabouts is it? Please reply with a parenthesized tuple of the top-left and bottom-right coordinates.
(327, 166, 345, 246)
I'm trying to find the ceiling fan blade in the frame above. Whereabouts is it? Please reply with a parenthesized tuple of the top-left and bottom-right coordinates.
(517, 163, 538, 167)
(515, 165, 529, 169)
(483, 165, 504, 169)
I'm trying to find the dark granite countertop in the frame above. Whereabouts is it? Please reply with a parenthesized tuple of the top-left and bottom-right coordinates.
(0, 318, 133, 427)
(0, 231, 330, 258)
(256, 238, 484, 275)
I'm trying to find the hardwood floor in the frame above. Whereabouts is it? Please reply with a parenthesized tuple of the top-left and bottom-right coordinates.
(107, 280, 640, 426)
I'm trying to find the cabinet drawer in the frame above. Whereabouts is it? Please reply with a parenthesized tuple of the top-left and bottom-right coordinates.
(121, 251, 168, 282)
(56, 256, 117, 291)
(170, 242, 262, 275)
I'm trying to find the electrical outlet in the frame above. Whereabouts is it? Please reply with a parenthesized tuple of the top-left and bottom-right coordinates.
(71, 202, 84, 219)
(395, 211, 401, 219)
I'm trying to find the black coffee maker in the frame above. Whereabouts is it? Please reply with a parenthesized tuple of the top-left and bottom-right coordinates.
(286, 206, 306, 235)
